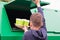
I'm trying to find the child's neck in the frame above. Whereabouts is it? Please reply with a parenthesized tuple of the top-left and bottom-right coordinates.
(32, 26, 41, 31)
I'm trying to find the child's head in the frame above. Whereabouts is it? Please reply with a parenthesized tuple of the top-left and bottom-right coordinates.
(30, 13, 43, 30)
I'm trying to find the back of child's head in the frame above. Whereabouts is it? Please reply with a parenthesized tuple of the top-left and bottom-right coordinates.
(30, 13, 43, 27)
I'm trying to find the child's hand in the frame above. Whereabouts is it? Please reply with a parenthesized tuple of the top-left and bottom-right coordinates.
(15, 23, 23, 29)
(23, 26, 28, 32)
(33, 0, 40, 7)
(15, 23, 28, 32)
(33, 0, 40, 5)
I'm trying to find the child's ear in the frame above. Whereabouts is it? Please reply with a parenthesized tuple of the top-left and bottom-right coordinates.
(41, 22, 43, 26)
(30, 21, 33, 27)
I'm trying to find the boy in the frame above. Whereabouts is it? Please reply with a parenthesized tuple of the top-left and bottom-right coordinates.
(23, 13, 46, 40)
(15, 0, 47, 40)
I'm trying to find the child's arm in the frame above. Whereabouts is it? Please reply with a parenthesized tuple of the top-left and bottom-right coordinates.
(34, 0, 44, 16)
(22, 26, 28, 32)
(34, 0, 47, 30)
(34, 0, 47, 39)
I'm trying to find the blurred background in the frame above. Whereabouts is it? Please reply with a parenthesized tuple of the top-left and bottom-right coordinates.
(0, 0, 60, 40)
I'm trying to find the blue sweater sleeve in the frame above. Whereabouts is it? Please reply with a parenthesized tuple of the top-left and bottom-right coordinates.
(23, 33, 30, 40)
(37, 7, 47, 30)
(37, 7, 47, 40)
(37, 7, 44, 17)
(23, 31, 33, 40)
